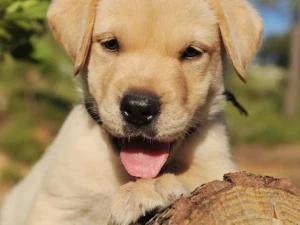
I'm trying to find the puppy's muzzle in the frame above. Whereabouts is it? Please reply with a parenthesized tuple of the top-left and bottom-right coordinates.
(120, 91, 161, 128)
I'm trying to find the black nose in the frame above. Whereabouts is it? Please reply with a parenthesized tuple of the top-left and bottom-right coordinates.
(120, 91, 161, 127)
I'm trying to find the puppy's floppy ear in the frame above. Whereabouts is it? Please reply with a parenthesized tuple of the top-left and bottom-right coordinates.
(47, 0, 99, 75)
(211, 0, 263, 82)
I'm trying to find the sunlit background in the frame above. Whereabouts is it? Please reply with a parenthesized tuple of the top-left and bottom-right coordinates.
(0, 0, 299, 201)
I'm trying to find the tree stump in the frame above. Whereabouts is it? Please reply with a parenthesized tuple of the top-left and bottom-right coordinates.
(145, 172, 300, 225)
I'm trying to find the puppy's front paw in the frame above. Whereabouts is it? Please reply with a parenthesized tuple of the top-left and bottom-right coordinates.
(109, 174, 187, 225)
(109, 181, 164, 225)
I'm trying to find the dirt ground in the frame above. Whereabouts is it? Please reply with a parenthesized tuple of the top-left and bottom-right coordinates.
(0, 144, 299, 203)
(233, 144, 300, 187)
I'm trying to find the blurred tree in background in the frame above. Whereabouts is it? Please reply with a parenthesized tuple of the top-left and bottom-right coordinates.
(254, 0, 300, 117)
(0, 0, 77, 167)
(0, 0, 49, 62)
(258, 33, 290, 68)
(284, 3, 300, 117)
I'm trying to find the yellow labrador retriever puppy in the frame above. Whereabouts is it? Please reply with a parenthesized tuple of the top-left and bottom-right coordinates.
(0, 0, 263, 224)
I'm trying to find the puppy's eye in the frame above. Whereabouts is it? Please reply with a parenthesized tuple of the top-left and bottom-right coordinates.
(101, 39, 119, 51)
(182, 46, 202, 59)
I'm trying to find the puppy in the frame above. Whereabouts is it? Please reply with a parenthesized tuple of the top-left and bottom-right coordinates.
(0, 0, 263, 224)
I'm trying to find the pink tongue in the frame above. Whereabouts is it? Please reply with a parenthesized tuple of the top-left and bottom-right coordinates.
(120, 139, 170, 178)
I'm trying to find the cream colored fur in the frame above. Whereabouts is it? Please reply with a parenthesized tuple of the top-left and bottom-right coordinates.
(0, 0, 263, 224)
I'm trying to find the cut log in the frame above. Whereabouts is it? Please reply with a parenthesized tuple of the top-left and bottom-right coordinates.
(145, 172, 300, 225)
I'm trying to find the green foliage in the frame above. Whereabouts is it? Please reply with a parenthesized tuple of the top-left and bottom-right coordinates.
(0, 33, 76, 165)
(1, 166, 23, 184)
(258, 33, 290, 68)
(0, 0, 49, 62)
(0, 116, 43, 164)
(226, 65, 300, 146)
(291, 0, 300, 6)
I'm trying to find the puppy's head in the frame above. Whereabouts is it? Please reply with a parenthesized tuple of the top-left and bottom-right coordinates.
(48, 0, 263, 178)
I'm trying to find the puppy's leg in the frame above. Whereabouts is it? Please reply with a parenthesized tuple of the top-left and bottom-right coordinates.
(108, 173, 187, 225)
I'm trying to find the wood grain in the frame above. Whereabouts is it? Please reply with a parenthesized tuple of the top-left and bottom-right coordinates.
(145, 172, 300, 225)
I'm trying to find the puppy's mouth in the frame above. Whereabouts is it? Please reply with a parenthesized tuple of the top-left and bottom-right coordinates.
(84, 97, 174, 178)
(113, 137, 171, 178)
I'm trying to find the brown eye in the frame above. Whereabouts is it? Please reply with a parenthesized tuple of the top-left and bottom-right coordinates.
(102, 39, 119, 51)
(182, 46, 202, 59)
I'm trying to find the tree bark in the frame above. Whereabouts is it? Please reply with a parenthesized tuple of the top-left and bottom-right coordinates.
(283, 6, 300, 117)
(144, 172, 300, 225)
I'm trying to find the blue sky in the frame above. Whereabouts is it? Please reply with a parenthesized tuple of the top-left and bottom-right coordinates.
(252, 1, 292, 38)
